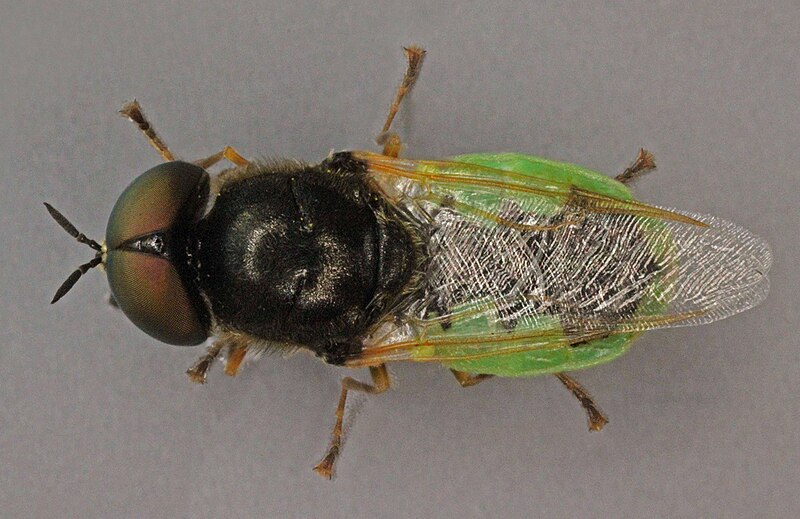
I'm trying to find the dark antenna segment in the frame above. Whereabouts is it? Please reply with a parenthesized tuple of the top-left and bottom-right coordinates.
(44, 202, 104, 303)
(44, 203, 102, 251)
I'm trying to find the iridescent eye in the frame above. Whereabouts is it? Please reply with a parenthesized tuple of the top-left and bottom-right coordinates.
(105, 162, 211, 345)
(106, 162, 210, 249)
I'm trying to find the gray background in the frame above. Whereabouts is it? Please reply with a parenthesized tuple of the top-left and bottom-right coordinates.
(2, 1, 798, 517)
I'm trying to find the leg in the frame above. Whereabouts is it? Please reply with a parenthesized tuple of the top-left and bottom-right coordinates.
(119, 100, 176, 161)
(313, 364, 391, 479)
(186, 333, 252, 383)
(186, 341, 224, 384)
(615, 148, 656, 184)
(224, 343, 249, 376)
(376, 45, 427, 157)
(554, 372, 608, 432)
(451, 369, 494, 388)
(194, 146, 250, 169)
(377, 133, 404, 158)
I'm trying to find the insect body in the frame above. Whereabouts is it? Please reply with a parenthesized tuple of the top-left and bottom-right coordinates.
(46, 47, 771, 478)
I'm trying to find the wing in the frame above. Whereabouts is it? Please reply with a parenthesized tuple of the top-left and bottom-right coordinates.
(346, 152, 771, 367)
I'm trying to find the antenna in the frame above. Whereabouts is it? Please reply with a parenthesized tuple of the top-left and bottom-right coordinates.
(44, 203, 103, 303)
(44, 203, 102, 251)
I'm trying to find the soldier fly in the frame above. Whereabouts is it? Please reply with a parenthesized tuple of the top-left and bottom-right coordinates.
(46, 46, 771, 478)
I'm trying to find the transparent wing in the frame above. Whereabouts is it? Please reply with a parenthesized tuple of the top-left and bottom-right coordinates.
(347, 153, 771, 367)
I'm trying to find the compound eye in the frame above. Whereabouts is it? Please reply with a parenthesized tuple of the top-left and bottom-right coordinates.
(105, 162, 211, 345)
(106, 161, 209, 249)
(106, 250, 208, 345)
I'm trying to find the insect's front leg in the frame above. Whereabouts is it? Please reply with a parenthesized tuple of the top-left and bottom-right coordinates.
(185, 332, 252, 383)
(314, 364, 391, 479)
(186, 341, 224, 384)
(119, 100, 176, 162)
(555, 372, 608, 432)
(194, 146, 250, 169)
(223, 342, 249, 376)
(376, 45, 426, 158)
(196, 146, 253, 194)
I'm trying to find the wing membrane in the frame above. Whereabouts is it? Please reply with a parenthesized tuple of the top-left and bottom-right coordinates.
(349, 153, 772, 367)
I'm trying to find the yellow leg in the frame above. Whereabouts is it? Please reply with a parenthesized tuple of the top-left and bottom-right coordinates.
(376, 45, 427, 157)
(450, 369, 494, 388)
(224, 344, 249, 377)
(185, 333, 254, 383)
(378, 132, 404, 158)
(194, 146, 250, 169)
(313, 364, 391, 479)
(119, 100, 176, 162)
(555, 372, 608, 432)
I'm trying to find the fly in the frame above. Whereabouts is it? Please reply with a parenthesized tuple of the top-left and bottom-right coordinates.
(45, 46, 771, 479)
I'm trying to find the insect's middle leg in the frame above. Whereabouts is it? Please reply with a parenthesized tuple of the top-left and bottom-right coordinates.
(450, 369, 494, 388)
(555, 372, 608, 431)
(376, 45, 426, 158)
(119, 100, 176, 162)
(314, 364, 391, 479)
(615, 148, 656, 184)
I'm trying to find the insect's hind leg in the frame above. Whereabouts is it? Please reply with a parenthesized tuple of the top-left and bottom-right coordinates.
(376, 45, 427, 158)
(314, 364, 391, 479)
(119, 100, 176, 162)
(615, 148, 656, 184)
(555, 372, 608, 432)
(450, 369, 494, 388)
